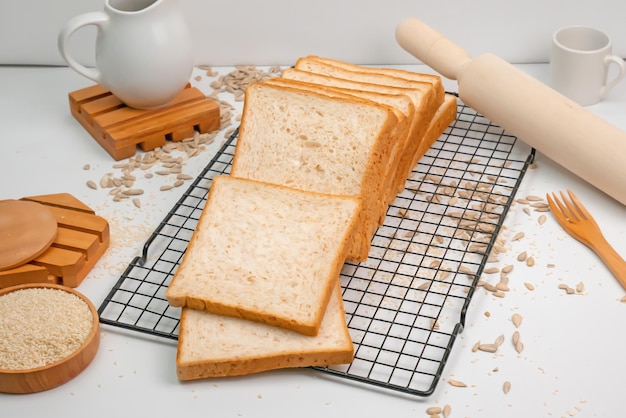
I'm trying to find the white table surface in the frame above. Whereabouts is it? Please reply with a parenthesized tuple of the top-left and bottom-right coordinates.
(2, 63, 626, 418)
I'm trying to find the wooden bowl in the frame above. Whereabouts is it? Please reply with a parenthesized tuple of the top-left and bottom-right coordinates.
(0, 283, 100, 394)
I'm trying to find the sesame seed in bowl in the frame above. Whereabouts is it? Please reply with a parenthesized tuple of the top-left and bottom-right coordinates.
(0, 283, 100, 394)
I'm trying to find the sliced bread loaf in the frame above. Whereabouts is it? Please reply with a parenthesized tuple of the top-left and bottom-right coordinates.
(230, 81, 398, 262)
(262, 76, 414, 228)
(280, 68, 435, 214)
(285, 61, 453, 199)
(409, 93, 458, 178)
(165, 175, 361, 336)
(176, 282, 353, 380)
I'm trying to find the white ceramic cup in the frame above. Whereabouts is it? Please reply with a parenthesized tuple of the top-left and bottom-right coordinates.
(550, 26, 626, 106)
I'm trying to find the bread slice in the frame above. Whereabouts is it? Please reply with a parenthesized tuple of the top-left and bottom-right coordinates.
(281, 67, 438, 210)
(409, 93, 458, 177)
(165, 175, 361, 336)
(287, 59, 457, 198)
(262, 76, 414, 227)
(175, 283, 353, 380)
(230, 81, 398, 262)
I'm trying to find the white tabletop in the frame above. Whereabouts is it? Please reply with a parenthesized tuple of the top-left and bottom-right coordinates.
(2, 63, 626, 417)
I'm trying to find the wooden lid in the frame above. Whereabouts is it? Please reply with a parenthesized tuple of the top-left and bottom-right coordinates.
(0, 200, 58, 271)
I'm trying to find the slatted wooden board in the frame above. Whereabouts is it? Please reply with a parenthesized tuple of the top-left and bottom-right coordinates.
(69, 84, 221, 160)
(0, 193, 109, 289)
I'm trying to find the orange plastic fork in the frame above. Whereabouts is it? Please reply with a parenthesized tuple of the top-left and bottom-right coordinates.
(546, 189, 626, 291)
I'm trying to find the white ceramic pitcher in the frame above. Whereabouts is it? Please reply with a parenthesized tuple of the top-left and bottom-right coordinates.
(58, 0, 194, 109)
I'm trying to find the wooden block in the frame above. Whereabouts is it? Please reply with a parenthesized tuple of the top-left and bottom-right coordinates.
(0, 264, 51, 289)
(23, 193, 95, 214)
(0, 193, 110, 289)
(69, 84, 221, 160)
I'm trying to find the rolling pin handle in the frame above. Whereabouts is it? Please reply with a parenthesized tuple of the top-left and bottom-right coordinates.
(395, 18, 472, 80)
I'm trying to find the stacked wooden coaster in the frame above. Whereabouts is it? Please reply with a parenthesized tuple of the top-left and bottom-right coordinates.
(68, 84, 221, 160)
(0, 193, 110, 289)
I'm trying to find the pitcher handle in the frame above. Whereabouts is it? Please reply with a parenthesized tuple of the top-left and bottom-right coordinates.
(57, 12, 109, 84)
(601, 55, 626, 99)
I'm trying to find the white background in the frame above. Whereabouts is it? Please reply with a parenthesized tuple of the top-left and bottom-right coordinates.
(3, 1, 626, 417)
(1, 0, 626, 67)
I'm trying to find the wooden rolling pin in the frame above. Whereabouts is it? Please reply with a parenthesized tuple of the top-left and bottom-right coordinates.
(396, 18, 626, 206)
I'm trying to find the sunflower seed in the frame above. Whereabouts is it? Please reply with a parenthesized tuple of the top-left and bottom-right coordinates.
(478, 343, 498, 353)
(512, 330, 520, 345)
(443, 405, 451, 418)
(503, 381, 511, 394)
(511, 231, 525, 241)
(448, 379, 467, 387)
(426, 407, 442, 415)
(86, 180, 98, 190)
(495, 282, 510, 292)
(517, 251, 527, 262)
(526, 256, 535, 267)
(511, 313, 523, 328)
(122, 188, 144, 196)
(515, 340, 524, 353)
(524, 282, 535, 291)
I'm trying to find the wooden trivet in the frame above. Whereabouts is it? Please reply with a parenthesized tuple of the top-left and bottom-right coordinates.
(69, 84, 221, 160)
(0, 193, 110, 289)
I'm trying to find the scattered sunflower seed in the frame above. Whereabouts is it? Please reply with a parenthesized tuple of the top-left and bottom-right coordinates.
(503, 381, 511, 394)
(478, 343, 498, 353)
(448, 379, 467, 387)
(122, 188, 144, 196)
(511, 313, 523, 328)
(86, 180, 97, 190)
(511, 231, 525, 241)
(426, 407, 442, 415)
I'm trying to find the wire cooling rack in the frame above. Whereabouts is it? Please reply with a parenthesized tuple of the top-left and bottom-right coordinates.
(98, 96, 535, 397)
